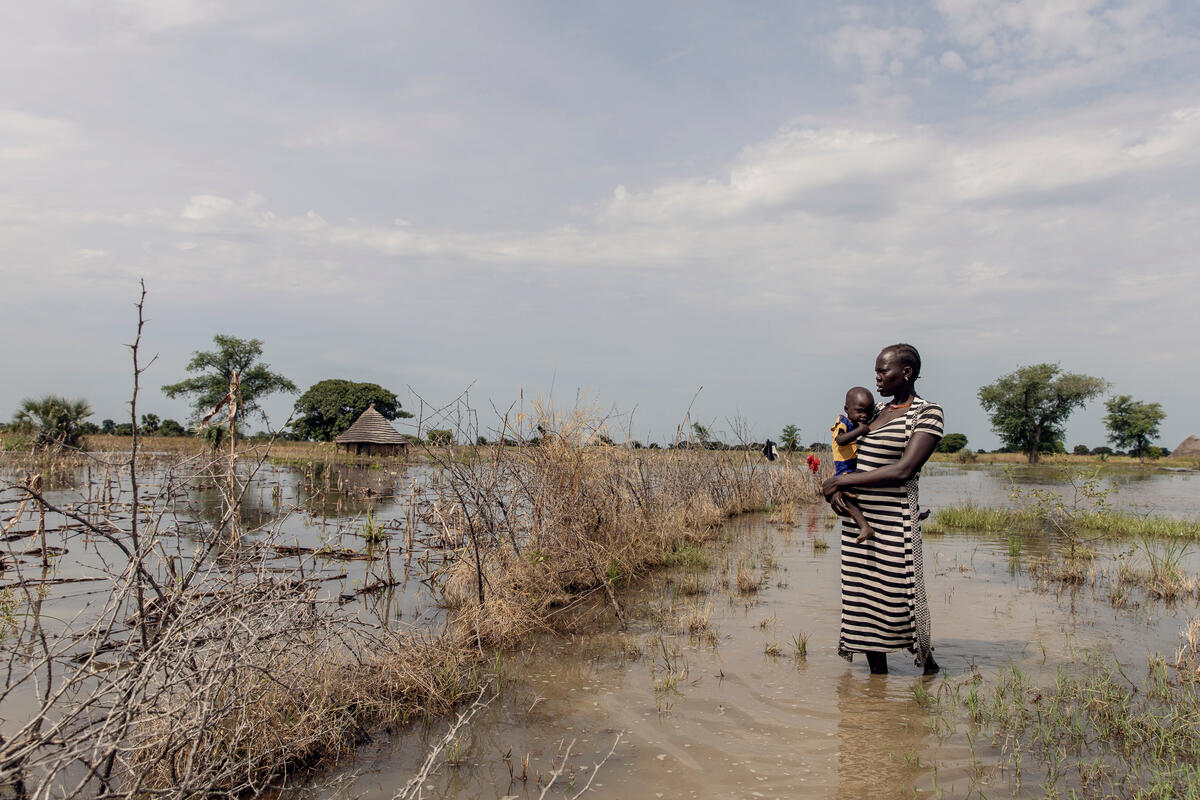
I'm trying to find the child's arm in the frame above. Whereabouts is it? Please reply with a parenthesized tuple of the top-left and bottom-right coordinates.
(834, 422, 870, 446)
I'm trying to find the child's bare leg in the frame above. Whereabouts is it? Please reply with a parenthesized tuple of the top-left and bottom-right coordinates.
(848, 501, 875, 543)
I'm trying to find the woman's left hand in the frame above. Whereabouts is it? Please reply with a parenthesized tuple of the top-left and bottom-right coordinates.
(821, 475, 844, 499)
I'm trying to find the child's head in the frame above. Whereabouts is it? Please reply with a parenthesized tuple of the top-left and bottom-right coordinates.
(844, 386, 875, 425)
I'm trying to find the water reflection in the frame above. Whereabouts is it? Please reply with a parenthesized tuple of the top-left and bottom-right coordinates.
(835, 673, 930, 799)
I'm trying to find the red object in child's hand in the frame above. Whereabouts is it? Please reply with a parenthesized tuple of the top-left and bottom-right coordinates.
(806, 454, 820, 473)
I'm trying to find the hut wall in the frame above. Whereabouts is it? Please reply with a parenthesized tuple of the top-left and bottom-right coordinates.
(341, 442, 406, 457)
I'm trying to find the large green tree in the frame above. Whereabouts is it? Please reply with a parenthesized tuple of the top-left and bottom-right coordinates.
(978, 364, 1108, 464)
(162, 335, 297, 427)
(936, 433, 968, 453)
(1104, 395, 1165, 465)
(11, 395, 93, 450)
(291, 379, 412, 441)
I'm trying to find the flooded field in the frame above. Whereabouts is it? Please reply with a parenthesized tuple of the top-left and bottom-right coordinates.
(310, 499, 1200, 800)
(2, 454, 1198, 799)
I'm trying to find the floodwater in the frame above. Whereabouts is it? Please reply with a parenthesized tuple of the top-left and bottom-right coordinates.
(921, 461, 1199, 517)
(300, 465, 1200, 800)
(3, 459, 1198, 798)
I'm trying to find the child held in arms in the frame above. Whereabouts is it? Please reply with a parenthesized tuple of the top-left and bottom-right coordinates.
(831, 387, 878, 543)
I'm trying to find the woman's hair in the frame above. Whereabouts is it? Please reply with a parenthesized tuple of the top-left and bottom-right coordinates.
(883, 343, 921, 381)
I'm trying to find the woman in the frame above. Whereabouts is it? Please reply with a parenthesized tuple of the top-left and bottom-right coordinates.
(821, 343, 942, 675)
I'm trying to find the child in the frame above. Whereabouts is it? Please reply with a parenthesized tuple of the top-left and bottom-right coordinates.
(831, 386, 931, 543)
(831, 387, 877, 543)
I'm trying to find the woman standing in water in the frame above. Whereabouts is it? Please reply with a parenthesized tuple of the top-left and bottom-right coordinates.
(821, 343, 942, 675)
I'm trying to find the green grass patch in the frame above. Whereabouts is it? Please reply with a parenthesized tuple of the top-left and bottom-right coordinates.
(923, 504, 1037, 534)
(925, 503, 1200, 541)
(659, 541, 713, 570)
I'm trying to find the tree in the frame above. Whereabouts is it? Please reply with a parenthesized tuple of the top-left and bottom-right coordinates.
(11, 395, 94, 450)
(427, 429, 453, 446)
(1072, 444, 1091, 455)
(936, 433, 968, 453)
(291, 379, 412, 441)
(101, 419, 116, 435)
(780, 424, 801, 452)
(978, 364, 1108, 463)
(140, 413, 160, 434)
(162, 335, 297, 427)
(1104, 395, 1165, 465)
(159, 418, 188, 437)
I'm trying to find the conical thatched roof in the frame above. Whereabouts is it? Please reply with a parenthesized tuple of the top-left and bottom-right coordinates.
(334, 404, 406, 445)
(1172, 435, 1200, 457)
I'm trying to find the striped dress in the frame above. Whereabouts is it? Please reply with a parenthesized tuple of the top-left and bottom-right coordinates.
(837, 398, 943, 667)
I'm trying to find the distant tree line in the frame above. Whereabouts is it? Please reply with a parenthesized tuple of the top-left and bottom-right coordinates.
(3, 337, 1176, 464)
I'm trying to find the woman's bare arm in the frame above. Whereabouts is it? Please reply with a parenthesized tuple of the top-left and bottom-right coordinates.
(822, 431, 940, 498)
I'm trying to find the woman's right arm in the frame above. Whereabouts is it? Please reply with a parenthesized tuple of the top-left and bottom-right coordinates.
(822, 430, 940, 499)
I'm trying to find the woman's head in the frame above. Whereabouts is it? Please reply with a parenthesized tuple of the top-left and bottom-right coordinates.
(875, 343, 921, 397)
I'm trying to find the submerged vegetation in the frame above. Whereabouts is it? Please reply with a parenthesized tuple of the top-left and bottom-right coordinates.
(920, 616, 1200, 799)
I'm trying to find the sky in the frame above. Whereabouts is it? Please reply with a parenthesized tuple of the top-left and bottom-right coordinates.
(2, 0, 1199, 450)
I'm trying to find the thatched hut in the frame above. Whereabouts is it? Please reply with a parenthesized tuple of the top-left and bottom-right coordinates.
(334, 404, 407, 457)
(1171, 435, 1200, 458)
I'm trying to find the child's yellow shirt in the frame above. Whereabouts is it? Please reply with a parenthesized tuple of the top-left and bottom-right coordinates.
(831, 414, 857, 463)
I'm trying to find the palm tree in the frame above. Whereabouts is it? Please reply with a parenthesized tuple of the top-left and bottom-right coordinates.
(12, 395, 93, 450)
(780, 424, 801, 453)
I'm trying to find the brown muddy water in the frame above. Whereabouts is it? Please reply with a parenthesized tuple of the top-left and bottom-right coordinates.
(3, 460, 1198, 798)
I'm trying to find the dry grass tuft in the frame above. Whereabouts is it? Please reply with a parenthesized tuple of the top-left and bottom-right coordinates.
(128, 618, 480, 793)
(676, 602, 715, 634)
(1175, 617, 1200, 682)
(675, 574, 707, 596)
(735, 561, 761, 594)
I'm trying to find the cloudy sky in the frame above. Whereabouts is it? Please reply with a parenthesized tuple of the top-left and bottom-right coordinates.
(2, 0, 1198, 450)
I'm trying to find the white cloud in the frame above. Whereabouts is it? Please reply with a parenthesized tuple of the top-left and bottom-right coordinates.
(180, 195, 235, 220)
(101, 0, 227, 34)
(0, 110, 73, 160)
(281, 118, 389, 149)
(940, 49, 967, 70)
(934, 0, 1177, 99)
(829, 25, 925, 74)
